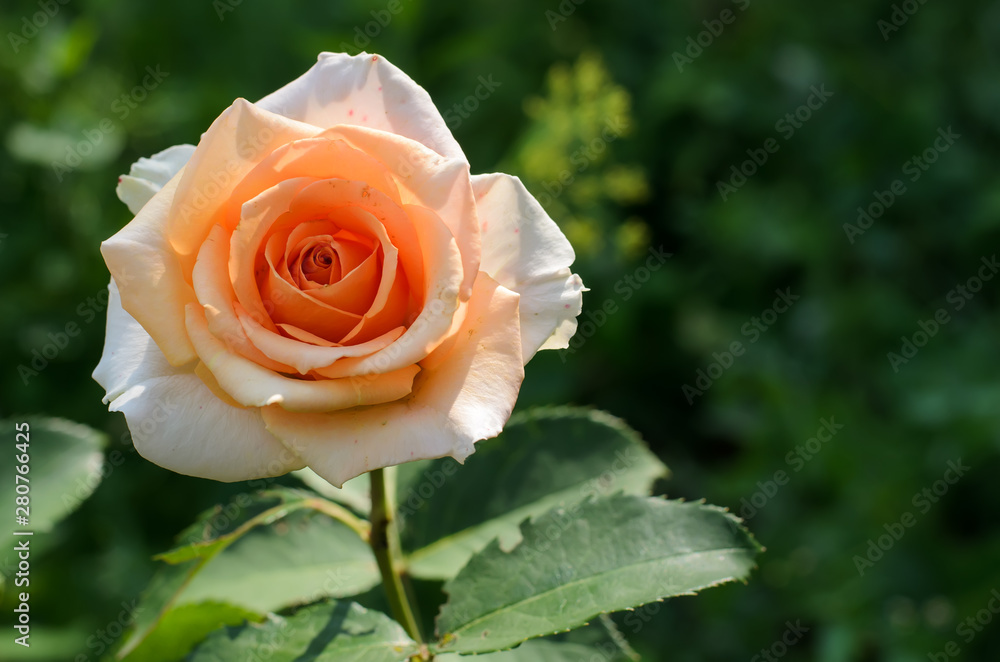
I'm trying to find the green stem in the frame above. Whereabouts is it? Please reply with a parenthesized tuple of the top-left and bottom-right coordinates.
(370, 467, 425, 648)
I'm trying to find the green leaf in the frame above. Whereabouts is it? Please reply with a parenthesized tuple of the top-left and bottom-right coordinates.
(0, 625, 92, 661)
(122, 490, 310, 656)
(179, 512, 380, 611)
(399, 407, 667, 580)
(563, 615, 640, 661)
(435, 640, 623, 661)
(435, 494, 761, 654)
(118, 558, 218, 658)
(157, 487, 319, 564)
(119, 491, 377, 658)
(0, 417, 106, 569)
(437, 616, 638, 661)
(188, 601, 419, 662)
(120, 602, 261, 662)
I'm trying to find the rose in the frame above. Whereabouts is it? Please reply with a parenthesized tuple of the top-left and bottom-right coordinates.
(93, 52, 584, 487)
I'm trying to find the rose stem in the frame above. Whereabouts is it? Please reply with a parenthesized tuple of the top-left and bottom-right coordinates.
(369, 467, 426, 648)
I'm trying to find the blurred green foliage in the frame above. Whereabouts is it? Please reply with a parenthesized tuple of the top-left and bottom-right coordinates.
(1, 0, 999, 660)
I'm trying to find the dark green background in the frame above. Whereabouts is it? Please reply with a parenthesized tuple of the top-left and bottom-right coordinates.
(2, 0, 999, 659)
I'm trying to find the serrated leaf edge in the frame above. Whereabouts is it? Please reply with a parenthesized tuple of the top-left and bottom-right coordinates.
(433, 495, 761, 654)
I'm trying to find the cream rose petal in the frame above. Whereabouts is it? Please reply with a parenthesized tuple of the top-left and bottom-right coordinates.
(262, 274, 523, 488)
(313, 204, 464, 379)
(237, 308, 405, 376)
(471, 173, 585, 362)
(94, 281, 304, 482)
(519, 273, 586, 354)
(256, 52, 465, 161)
(110, 374, 305, 483)
(116, 144, 196, 215)
(92, 279, 183, 404)
(166, 99, 322, 263)
(228, 177, 320, 333)
(185, 303, 421, 413)
(192, 223, 299, 374)
(104, 103, 320, 367)
(324, 124, 480, 300)
(101, 173, 200, 366)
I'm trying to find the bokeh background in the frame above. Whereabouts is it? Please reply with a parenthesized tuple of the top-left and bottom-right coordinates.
(3, 0, 1000, 660)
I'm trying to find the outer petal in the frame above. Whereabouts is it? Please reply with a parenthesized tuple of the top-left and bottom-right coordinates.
(520, 273, 586, 354)
(116, 144, 196, 215)
(109, 374, 305, 482)
(262, 274, 523, 487)
(257, 52, 465, 161)
(472, 173, 585, 362)
(101, 174, 200, 366)
(167, 98, 321, 263)
(92, 279, 183, 404)
(94, 282, 304, 482)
